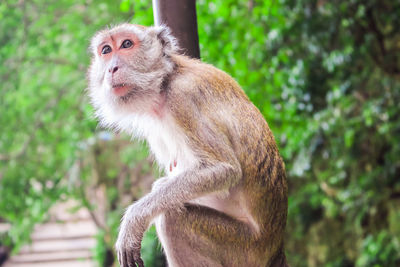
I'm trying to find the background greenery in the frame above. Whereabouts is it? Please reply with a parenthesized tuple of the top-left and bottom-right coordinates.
(1, 0, 399, 266)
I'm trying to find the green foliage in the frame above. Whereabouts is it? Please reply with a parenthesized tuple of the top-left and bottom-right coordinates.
(1, 0, 399, 266)
(141, 226, 164, 267)
(197, 0, 400, 265)
(93, 229, 108, 266)
(357, 231, 399, 267)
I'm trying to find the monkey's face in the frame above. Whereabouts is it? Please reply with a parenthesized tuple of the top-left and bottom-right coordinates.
(87, 24, 177, 125)
(96, 32, 142, 99)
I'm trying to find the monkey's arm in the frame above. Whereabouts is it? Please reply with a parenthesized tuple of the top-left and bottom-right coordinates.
(134, 161, 240, 218)
(116, 158, 241, 267)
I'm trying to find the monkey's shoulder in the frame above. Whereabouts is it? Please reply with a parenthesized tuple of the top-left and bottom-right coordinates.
(170, 56, 249, 106)
(168, 54, 276, 140)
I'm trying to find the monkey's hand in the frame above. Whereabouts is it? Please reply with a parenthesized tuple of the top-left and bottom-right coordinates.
(115, 202, 149, 267)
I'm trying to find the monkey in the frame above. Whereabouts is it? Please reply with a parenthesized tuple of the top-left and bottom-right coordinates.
(87, 23, 288, 267)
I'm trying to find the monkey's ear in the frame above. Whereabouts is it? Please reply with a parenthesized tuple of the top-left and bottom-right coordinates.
(148, 25, 180, 56)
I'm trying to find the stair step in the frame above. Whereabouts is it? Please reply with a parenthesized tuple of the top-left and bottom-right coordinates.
(3, 259, 95, 267)
(3, 200, 99, 267)
(7, 250, 92, 263)
(48, 201, 93, 222)
(19, 237, 96, 254)
(31, 220, 97, 241)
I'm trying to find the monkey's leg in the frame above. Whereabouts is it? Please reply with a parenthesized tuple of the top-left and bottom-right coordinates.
(155, 204, 266, 267)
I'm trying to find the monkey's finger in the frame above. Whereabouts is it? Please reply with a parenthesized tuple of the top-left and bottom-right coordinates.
(126, 250, 136, 267)
(123, 251, 129, 267)
(135, 257, 144, 267)
(131, 248, 144, 267)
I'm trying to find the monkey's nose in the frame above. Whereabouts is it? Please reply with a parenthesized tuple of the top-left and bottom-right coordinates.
(109, 66, 119, 74)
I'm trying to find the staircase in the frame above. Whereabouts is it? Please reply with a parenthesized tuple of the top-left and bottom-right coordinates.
(3, 201, 98, 267)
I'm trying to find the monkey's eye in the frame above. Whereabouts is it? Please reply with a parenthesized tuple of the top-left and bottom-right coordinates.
(121, 39, 133, 49)
(101, 45, 112, 55)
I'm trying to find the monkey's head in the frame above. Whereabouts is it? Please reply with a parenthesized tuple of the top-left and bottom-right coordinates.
(87, 24, 178, 128)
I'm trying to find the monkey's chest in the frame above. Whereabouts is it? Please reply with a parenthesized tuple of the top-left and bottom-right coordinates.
(145, 117, 197, 175)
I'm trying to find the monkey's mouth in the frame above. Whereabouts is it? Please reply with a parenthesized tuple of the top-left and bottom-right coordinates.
(112, 83, 132, 97)
(111, 83, 139, 103)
